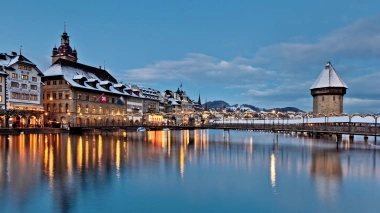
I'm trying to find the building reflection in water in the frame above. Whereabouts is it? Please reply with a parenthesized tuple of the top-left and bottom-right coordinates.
(310, 150, 342, 202)
(0, 130, 380, 212)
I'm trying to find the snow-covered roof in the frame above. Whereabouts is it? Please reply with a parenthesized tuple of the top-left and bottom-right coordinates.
(43, 60, 142, 97)
(310, 61, 348, 89)
(73, 74, 85, 80)
(0, 53, 42, 75)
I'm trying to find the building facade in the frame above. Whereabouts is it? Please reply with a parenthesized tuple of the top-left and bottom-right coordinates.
(0, 52, 44, 127)
(310, 61, 348, 115)
(42, 30, 145, 127)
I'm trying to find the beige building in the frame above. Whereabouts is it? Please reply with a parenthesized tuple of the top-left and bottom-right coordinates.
(310, 61, 347, 115)
(42, 30, 145, 127)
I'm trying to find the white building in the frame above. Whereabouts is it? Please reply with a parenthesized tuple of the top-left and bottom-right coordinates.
(0, 52, 44, 127)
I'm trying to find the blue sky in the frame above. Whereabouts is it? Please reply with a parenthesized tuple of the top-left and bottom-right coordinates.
(1, 0, 380, 113)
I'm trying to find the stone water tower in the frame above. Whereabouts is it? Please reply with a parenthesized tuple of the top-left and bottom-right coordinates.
(310, 61, 347, 115)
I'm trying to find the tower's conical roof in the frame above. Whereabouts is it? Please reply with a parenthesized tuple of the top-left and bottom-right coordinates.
(310, 61, 348, 89)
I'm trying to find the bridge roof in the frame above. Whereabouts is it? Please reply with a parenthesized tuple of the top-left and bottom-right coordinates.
(310, 61, 348, 89)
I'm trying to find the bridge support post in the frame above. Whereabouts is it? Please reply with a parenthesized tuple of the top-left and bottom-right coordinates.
(336, 134, 342, 143)
(364, 135, 369, 143)
(349, 135, 354, 143)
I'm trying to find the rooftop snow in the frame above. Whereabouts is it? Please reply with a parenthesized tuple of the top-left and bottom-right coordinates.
(310, 62, 348, 89)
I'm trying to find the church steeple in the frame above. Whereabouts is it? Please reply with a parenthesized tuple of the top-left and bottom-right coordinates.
(198, 93, 201, 105)
(51, 24, 78, 64)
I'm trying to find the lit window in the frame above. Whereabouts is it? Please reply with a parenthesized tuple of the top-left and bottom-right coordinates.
(21, 75, 28, 80)
(30, 95, 37, 101)
(31, 85, 37, 90)
(12, 73, 18, 79)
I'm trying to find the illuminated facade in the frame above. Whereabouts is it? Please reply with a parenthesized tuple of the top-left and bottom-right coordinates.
(0, 52, 44, 127)
(42, 30, 144, 127)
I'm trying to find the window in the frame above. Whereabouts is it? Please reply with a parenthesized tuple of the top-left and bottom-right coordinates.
(53, 104, 57, 112)
(77, 104, 81, 113)
(12, 92, 20, 99)
(32, 77, 37, 82)
(53, 81, 57, 85)
(0, 76, 2, 83)
(0, 95, 2, 102)
(99, 106, 103, 114)
(21, 75, 28, 80)
(92, 106, 96, 113)
(111, 108, 114, 115)
(85, 95, 89, 101)
(47, 81, 50, 85)
(93, 96, 97, 101)
(322, 96, 324, 101)
(333, 96, 335, 101)
(78, 94, 82, 100)
(11, 82, 19, 88)
(0, 85, 2, 92)
(59, 104, 63, 113)
(31, 85, 37, 90)
(47, 93, 51, 100)
(12, 73, 18, 79)
(52, 93, 57, 99)
(65, 94, 69, 99)
(58, 92, 62, 99)
(85, 105, 89, 113)
(106, 107, 109, 114)
(59, 80, 63, 84)
(21, 84, 27, 89)
(30, 95, 37, 101)
(66, 104, 69, 113)
(22, 94, 29, 100)
(47, 104, 50, 112)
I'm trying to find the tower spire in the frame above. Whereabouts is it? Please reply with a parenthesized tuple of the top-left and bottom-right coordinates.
(64, 22, 66, 33)
(19, 45, 22, 55)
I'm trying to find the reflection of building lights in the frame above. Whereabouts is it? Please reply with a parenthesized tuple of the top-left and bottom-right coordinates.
(270, 153, 277, 193)
(67, 137, 73, 179)
(180, 145, 185, 178)
(116, 140, 120, 178)
(77, 136, 83, 172)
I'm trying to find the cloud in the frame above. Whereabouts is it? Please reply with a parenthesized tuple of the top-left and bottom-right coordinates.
(116, 53, 277, 87)
(256, 16, 380, 66)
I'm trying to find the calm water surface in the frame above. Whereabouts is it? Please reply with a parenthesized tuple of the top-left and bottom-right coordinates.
(0, 130, 379, 213)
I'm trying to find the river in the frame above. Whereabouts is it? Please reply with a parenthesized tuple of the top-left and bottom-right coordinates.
(0, 130, 379, 213)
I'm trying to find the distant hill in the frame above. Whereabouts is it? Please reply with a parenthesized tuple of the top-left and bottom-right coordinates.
(204, 101, 304, 113)
(203, 100, 229, 110)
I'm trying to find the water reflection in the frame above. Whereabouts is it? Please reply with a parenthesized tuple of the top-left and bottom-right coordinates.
(0, 130, 379, 213)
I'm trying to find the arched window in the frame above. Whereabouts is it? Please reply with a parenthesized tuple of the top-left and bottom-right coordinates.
(111, 108, 114, 115)
(47, 104, 51, 112)
(122, 109, 125, 115)
(99, 106, 103, 114)
(92, 106, 96, 114)
(66, 103, 69, 113)
(77, 104, 81, 113)
(117, 108, 120, 114)
(53, 104, 57, 112)
(106, 107, 109, 114)
(85, 105, 89, 113)
(59, 103, 63, 113)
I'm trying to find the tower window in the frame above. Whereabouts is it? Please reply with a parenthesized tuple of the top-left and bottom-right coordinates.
(322, 96, 324, 101)
(333, 96, 335, 101)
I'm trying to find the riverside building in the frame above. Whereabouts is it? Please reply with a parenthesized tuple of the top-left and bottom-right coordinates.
(42, 29, 144, 127)
(310, 61, 348, 115)
(0, 52, 44, 127)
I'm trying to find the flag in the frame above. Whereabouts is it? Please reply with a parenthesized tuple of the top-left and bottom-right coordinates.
(99, 93, 108, 103)
(117, 96, 125, 105)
